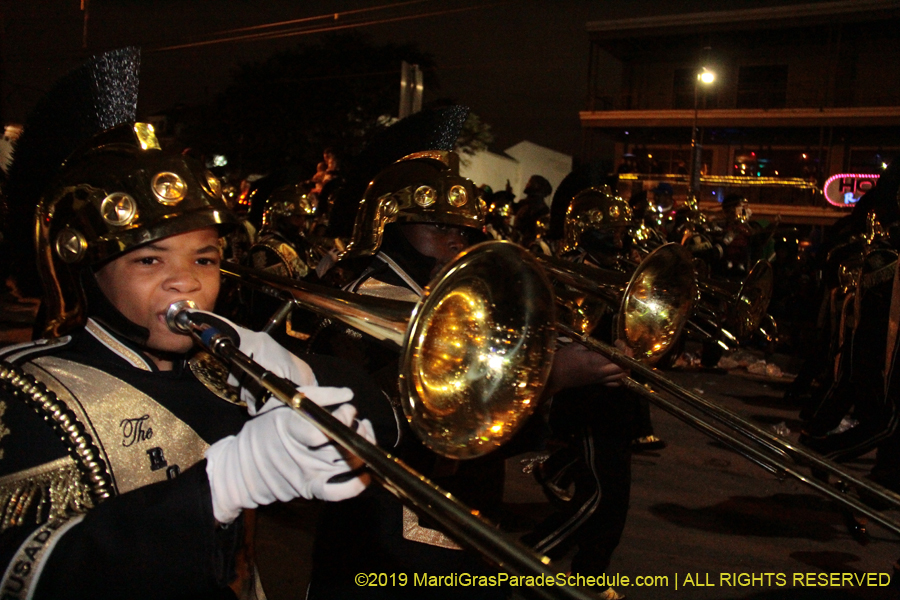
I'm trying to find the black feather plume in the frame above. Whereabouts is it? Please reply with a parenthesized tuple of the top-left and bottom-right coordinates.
(2, 46, 140, 294)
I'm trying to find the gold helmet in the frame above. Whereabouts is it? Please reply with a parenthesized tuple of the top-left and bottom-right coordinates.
(36, 122, 236, 337)
(561, 187, 632, 253)
(722, 194, 751, 223)
(261, 182, 318, 231)
(347, 150, 484, 256)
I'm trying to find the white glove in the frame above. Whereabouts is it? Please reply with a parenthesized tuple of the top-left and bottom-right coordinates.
(183, 308, 316, 414)
(205, 385, 375, 524)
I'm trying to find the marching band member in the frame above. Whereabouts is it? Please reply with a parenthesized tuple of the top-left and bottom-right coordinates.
(304, 152, 627, 600)
(0, 54, 375, 597)
(525, 188, 647, 600)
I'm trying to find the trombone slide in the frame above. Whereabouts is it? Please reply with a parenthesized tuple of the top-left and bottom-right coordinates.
(169, 305, 592, 600)
(556, 322, 900, 537)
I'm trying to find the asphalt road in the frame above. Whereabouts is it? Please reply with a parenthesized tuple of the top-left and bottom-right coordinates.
(598, 365, 898, 600)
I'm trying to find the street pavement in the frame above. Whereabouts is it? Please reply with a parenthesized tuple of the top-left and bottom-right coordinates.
(2, 287, 898, 599)
(596, 363, 899, 600)
(0, 284, 39, 346)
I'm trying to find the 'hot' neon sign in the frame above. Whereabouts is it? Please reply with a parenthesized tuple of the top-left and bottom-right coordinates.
(823, 173, 880, 207)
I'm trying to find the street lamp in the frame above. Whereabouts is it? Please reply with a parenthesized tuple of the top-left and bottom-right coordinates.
(689, 67, 715, 202)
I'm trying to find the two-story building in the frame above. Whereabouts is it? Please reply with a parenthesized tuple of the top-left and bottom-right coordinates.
(580, 0, 900, 223)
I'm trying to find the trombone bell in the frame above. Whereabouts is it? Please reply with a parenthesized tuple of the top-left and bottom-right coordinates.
(221, 241, 557, 460)
(537, 243, 696, 365)
(619, 244, 697, 364)
(401, 241, 557, 459)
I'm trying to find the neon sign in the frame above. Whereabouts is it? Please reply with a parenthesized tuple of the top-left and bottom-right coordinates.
(823, 173, 880, 207)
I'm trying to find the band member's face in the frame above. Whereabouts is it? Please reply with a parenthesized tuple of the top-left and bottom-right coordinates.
(399, 223, 469, 280)
(94, 227, 221, 356)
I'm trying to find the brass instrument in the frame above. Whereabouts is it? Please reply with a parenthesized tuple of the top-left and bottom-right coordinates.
(167, 310, 590, 600)
(630, 211, 775, 349)
(535, 243, 697, 364)
(556, 222, 899, 534)
(554, 328, 900, 537)
(689, 259, 775, 349)
(221, 241, 557, 459)
(191, 242, 599, 598)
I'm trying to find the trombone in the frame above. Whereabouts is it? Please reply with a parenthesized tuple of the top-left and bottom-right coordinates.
(555, 324, 900, 537)
(213, 241, 594, 599)
(689, 259, 775, 349)
(222, 241, 557, 459)
(523, 242, 900, 537)
(630, 213, 776, 349)
(534, 243, 698, 364)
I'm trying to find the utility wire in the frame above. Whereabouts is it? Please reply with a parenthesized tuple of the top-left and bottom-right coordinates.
(147, 2, 507, 52)
(198, 0, 432, 38)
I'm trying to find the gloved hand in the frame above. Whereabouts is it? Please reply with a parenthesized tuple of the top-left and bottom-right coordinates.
(205, 385, 375, 524)
(182, 308, 316, 414)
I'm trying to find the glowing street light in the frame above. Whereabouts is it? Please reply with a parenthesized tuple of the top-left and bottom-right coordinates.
(689, 67, 716, 200)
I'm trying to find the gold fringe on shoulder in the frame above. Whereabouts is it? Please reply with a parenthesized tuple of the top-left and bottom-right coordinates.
(0, 457, 93, 532)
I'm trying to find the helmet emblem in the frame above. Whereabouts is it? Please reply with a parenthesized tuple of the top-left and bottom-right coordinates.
(414, 185, 437, 207)
(447, 185, 468, 207)
(609, 205, 621, 219)
(151, 172, 187, 205)
(100, 192, 137, 226)
(55, 228, 88, 263)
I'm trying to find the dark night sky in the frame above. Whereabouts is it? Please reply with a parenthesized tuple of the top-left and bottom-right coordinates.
(1, 0, 816, 157)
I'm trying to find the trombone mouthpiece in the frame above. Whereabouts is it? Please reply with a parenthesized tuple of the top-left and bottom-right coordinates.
(166, 300, 198, 333)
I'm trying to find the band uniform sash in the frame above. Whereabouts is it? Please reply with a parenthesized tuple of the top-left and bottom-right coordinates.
(24, 357, 209, 495)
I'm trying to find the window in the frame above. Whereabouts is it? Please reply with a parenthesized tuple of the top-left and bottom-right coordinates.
(848, 149, 896, 174)
(737, 65, 788, 109)
(673, 68, 695, 109)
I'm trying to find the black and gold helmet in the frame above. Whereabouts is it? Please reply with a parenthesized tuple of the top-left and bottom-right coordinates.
(561, 186, 632, 253)
(36, 122, 236, 337)
(261, 182, 318, 231)
(346, 150, 484, 256)
(722, 193, 751, 223)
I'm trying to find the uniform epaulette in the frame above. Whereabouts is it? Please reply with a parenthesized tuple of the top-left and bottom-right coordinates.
(0, 336, 74, 366)
(0, 359, 114, 509)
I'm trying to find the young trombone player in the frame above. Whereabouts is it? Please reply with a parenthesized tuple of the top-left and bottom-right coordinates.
(299, 151, 628, 600)
(0, 98, 377, 598)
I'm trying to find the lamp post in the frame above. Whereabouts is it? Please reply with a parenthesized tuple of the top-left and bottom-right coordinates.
(688, 67, 715, 202)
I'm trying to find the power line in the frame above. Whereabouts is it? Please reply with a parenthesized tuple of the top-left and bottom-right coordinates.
(146, 2, 507, 53)
(199, 0, 432, 38)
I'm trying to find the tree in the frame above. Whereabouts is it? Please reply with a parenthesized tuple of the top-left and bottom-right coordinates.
(182, 32, 437, 176)
(455, 111, 494, 163)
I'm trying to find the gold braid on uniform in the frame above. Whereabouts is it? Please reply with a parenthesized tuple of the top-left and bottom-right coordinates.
(0, 360, 114, 530)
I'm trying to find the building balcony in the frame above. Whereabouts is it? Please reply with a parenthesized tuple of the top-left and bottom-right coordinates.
(580, 106, 900, 129)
